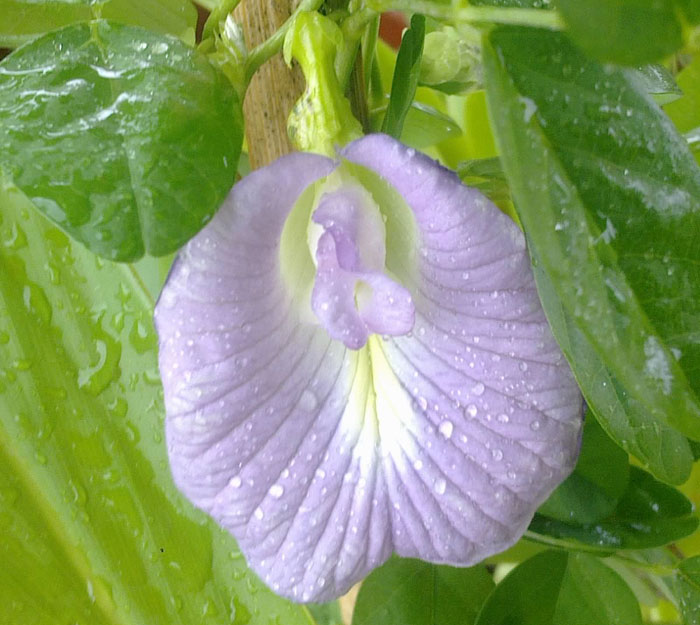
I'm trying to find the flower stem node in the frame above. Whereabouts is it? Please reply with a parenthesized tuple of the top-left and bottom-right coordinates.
(154, 134, 584, 603)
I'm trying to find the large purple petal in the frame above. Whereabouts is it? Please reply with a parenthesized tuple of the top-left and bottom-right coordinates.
(155, 135, 583, 603)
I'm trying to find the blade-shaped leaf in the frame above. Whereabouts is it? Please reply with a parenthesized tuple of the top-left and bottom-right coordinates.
(0, 20, 242, 261)
(381, 14, 425, 139)
(530, 252, 693, 484)
(0, 0, 197, 48)
(352, 557, 494, 625)
(0, 180, 311, 625)
(475, 550, 643, 625)
(482, 27, 700, 471)
(529, 467, 698, 550)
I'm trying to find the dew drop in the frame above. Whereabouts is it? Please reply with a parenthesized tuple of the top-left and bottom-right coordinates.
(438, 420, 453, 439)
(530, 420, 541, 431)
(465, 404, 478, 418)
(229, 476, 242, 488)
(471, 383, 485, 396)
(269, 484, 284, 499)
(254, 507, 264, 520)
(299, 389, 318, 411)
(434, 478, 446, 495)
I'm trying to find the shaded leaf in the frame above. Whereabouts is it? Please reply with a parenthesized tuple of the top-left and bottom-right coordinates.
(673, 556, 700, 625)
(0, 0, 197, 48)
(352, 557, 494, 625)
(538, 417, 629, 524)
(558, 0, 699, 65)
(0, 181, 311, 625)
(530, 467, 699, 550)
(382, 14, 425, 139)
(475, 550, 643, 625)
(371, 100, 461, 148)
(482, 27, 700, 479)
(0, 21, 242, 261)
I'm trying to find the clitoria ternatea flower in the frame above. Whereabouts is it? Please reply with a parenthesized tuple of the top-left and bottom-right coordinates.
(155, 134, 584, 602)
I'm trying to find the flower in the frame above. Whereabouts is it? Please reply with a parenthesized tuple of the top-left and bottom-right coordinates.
(155, 134, 583, 602)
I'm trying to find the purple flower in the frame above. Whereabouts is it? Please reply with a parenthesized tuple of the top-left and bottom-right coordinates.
(155, 134, 583, 602)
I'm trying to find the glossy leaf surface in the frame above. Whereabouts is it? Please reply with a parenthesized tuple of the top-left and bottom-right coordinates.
(475, 550, 643, 625)
(352, 557, 494, 625)
(483, 26, 700, 478)
(0, 21, 242, 261)
(530, 467, 698, 550)
(530, 254, 693, 484)
(0, 182, 311, 625)
(0, 0, 196, 48)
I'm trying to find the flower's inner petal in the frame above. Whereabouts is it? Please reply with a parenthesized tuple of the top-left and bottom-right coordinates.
(311, 186, 415, 349)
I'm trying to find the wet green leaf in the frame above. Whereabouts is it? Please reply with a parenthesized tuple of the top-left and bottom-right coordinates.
(557, 0, 699, 65)
(530, 254, 693, 484)
(0, 0, 197, 48)
(529, 467, 698, 549)
(382, 14, 425, 139)
(352, 557, 494, 625)
(0, 21, 242, 261)
(483, 27, 700, 476)
(634, 64, 683, 105)
(673, 556, 700, 625)
(0, 181, 311, 625)
(475, 551, 643, 625)
(538, 417, 630, 524)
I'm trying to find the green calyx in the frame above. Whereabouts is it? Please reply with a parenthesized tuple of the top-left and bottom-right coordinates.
(284, 11, 363, 156)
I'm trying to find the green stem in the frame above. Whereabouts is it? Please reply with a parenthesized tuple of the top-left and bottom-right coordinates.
(244, 0, 325, 86)
(369, 0, 565, 30)
(337, 8, 378, 92)
(524, 531, 680, 577)
(606, 553, 678, 578)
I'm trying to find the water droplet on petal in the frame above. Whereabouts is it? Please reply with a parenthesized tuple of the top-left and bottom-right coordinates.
(438, 420, 453, 439)
(434, 478, 446, 495)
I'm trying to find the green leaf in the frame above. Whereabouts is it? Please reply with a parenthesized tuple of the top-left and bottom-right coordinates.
(665, 56, 700, 134)
(307, 602, 344, 625)
(634, 64, 683, 105)
(352, 557, 494, 625)
(475, 550, 643, 625)
(0, 21, 242, 261)
(530, 254, 693, 484)
(381, 14, 425, 139)
(0, 0, 197, 48)
(673, 556, 700, 625)
(529, 467, 699, 550)
(457, 157, 512, 207)
(482, 28, 700, 468)
(371, 100, 462, 148)
(557, 0, 699, 65)
(0, 182, 311, 625)
(538, 417, 629, 524)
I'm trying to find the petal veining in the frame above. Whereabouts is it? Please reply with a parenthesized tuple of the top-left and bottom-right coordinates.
(155, 134, 584, 603)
